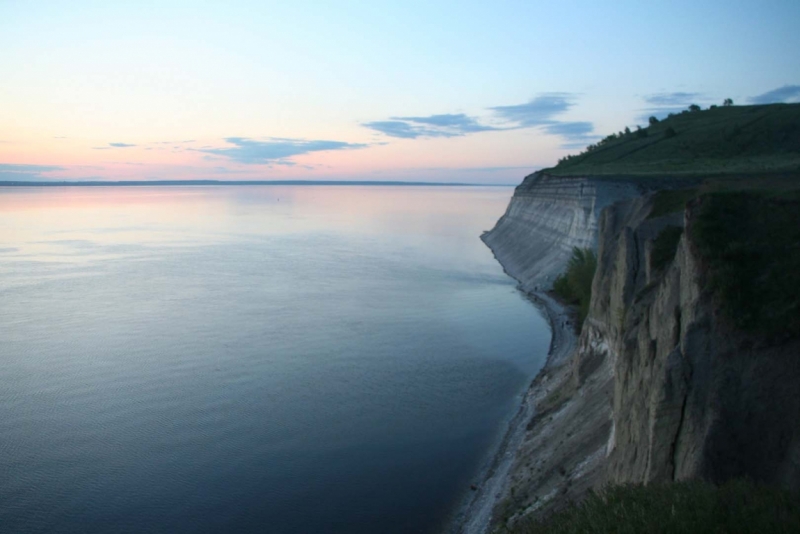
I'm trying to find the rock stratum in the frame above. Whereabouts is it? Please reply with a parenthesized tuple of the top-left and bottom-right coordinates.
(478, 170, 800, 532)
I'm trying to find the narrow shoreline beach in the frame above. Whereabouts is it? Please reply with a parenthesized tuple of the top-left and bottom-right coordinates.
(452, 289, 577, 534)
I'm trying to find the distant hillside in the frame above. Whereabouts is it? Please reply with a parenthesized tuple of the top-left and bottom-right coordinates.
(546, 103, 800, 177)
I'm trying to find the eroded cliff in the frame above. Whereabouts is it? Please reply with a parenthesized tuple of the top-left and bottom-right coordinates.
(598, 194, 800, 489)
(481, 172, 643, 290)
(481, 171, 800, 531)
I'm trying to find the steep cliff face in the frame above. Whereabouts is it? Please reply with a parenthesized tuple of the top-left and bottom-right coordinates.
(481, 172, 643, 291)
(483, 173, 800, 530)
(594, 196, 800, 489)
(479, 173, 645, 526)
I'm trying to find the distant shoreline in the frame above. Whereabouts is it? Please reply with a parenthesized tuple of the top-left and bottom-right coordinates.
(0, 180, 511, 187)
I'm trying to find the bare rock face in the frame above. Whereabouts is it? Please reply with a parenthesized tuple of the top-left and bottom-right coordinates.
(481, 172, 642, 291)
(479, 173, 644, 527)
(594, 197, 800, 490)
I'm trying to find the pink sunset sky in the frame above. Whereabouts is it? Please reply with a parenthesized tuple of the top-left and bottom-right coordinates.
(2, 1, 799, 184)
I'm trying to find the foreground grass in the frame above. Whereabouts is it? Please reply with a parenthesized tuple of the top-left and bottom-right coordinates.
(505, 479, 800, 534)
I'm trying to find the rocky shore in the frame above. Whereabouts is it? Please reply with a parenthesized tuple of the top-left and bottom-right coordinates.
(454, 291, 577, 534)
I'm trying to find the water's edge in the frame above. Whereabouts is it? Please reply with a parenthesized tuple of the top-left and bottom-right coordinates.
(451, 238, 576, 534)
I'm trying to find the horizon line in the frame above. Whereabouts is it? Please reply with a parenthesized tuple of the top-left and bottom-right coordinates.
(0, 179, 516, 188)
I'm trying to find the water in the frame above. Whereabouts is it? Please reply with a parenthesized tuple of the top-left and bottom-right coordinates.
(0, 185, 550, 533)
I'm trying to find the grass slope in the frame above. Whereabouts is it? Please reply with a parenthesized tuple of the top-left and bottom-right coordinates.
(546, 103, 800, 177)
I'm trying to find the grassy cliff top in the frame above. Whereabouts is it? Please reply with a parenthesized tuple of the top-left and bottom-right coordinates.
(545, 103, 800, 178)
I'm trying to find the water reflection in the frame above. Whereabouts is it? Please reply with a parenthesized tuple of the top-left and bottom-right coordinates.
(0, 185, 549, 534)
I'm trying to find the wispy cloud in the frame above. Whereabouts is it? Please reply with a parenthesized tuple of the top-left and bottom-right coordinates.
(644, 92, 702, 107)
(543, 121, 597, 148)
(489, 93, 575, 127)
(638, 91, 704, 122)
(198, 137, 368, 165)
(490, 95, 599, 147)
(360, 121, 422, 139)
(0, 163, 65, 181)
(94, 142, 137, 150)
(749, 85, 800, 104)
(363, 113, 501, 139)
(363, 93, 597, 149)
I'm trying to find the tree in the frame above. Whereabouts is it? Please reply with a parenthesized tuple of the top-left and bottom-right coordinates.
(664, 126, 677, 138)
(649, 116, 660, 126)
(624, 126, 631, 135)
(689, 104, 701, 112)
(636, 125, 648, 138)
(723, 98, 734, 107)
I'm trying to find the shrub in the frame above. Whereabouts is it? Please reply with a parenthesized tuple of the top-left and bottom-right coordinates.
(648, 188, 698, 219)
(651, 226, 684, 272)
(664, 126, 677, 138)
(553, 247, 597, 325)
(690, 191, 800, 337)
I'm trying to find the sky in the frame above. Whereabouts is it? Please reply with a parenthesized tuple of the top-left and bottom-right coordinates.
(2, 0, 800, 184)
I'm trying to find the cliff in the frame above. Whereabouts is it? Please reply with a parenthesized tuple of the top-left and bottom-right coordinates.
(598, 193, 800, 488)
(479, 170, 800, 531)
(481, 172, 644, 290)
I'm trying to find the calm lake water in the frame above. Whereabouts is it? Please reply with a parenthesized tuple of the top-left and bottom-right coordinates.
(0, 185, 550, 534)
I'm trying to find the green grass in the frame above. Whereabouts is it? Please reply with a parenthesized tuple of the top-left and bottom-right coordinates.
(648, 188, 698, 219)
(689, 190, 800, 338)
(553, 248, 596, 325)
(651, 226, 684, 272)
(504, 479, 800, 534)
(546, 103, 800, 178)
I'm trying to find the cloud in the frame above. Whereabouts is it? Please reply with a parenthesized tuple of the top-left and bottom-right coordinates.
(644, 92, 702, 107)
(362, 121, 424, 139)
(638, 91, 705, 122)
(0, 163, 65, 181)
(488, 94, 599, 148)
(363, 113, 501, 139)
(94, 142, 137, 150)
(489, 93, 575, 127)
(362, 92, 597, 149)
(544, 121, 594, 137)
(749, 85, 800, 104)
(198, 137, 368, 164)
(543, 121, 598, 148)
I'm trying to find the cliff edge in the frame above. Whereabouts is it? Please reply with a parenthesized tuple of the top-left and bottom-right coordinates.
(480, 177, 800, 532)
(475, 103, 800, 532)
